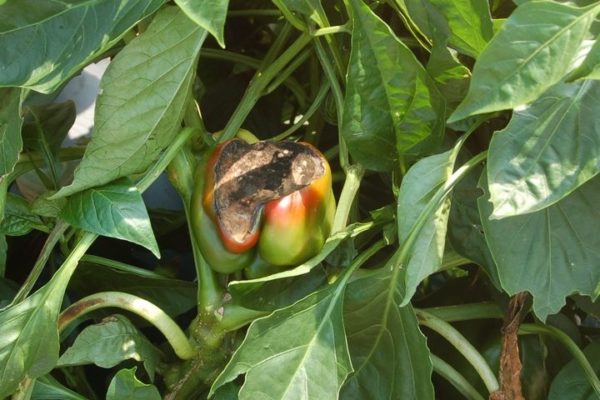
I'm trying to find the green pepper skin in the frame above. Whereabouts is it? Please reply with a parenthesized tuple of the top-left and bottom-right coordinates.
(258, 163, 335, 266)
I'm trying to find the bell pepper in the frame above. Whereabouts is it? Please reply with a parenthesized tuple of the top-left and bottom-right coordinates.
(192, 136, 335, 274)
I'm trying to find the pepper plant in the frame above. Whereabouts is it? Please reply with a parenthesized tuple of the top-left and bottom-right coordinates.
(1, 0, 600, 399)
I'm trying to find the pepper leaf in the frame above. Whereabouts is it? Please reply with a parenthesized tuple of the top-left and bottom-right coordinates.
(209, 285, 352, 399)
(488, 80, 600, 218)
(106, 368, 161, 400)
(53, 7, 207, 198)
(58, 314, 160, 380)
(174, 0, 229, 48)
(479, 171, 600, 320)
(341, 267, 434, 399)
(0, 240, 88, 398)
(342, 0, 445, 171)
(0, 88, 23, 180)
(0, 0, 164, 94)
(449, 1, 600, 122)
(61, 179, 160, 258)
(397, 149, 454, 305)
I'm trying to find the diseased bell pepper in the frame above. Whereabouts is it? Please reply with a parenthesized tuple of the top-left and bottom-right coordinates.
(191, 136, 335, 275)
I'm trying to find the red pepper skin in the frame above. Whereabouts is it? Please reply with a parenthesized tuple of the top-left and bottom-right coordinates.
(191, 154, 256, 274)
(258, 153, 335, 266)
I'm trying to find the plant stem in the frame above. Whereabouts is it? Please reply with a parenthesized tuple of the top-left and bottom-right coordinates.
(219, 33, 312, 142)
(520, 323, 600, 397)
(271, 79, 330, 142)
(165, 137, 222, 313)
(80, 255, 166, 279)
(313, 37, 349, 169)
(431, 354, 486, 400)
(416, 310, 500, 393)
(8, 221, 69, 306)
(311, 25, 350, 36)
(331, 164, 364, 234)
(421, 302, 503, 323)
(58, 291, 195, 360)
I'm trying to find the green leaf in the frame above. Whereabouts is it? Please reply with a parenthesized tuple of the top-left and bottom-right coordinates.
(0, 193, 46, 236)
(341, 268, 434, 399)
(478, 171, 600, 320)
(54, 7, 207, 198)
(106, 367, 161, 400)
(229, 267, 326, 311)
(0, 0, 164, 94)
(61, 180, 160, 257)
(342, 0, 445, 171)
(210, 286, 352, 399)
(0, 235, 6, 278)
(488, 80, 600, 218)
(426, 0, 493, 58)
(70, 262, 196, 317)
(22, 101, 75, 156)
(569, 38, 600, 81)
(32, 375, 87, 400)
(447, 163, 500, 287)
(174, 0, 228, 47)
(228, 222, 371, 287)
(0, 88, 23, 179)
(31, 193, 66, 219)
(449, 1, 600, 122)
(548, 342, 600, 400)
(58, 314, 160, 380)
(0, 233, 90, 399)
(397, 149, 455, 304)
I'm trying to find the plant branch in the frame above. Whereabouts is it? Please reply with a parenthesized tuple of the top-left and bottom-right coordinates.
(58, 291, 195, 360)
(219, 33, 312, 143)
(8, 221, 69, 306)
(431, 354, 486, 400)
(331, 164, 364, 234)
(416, 310, 500, 394)
(520, 323, 600, 397)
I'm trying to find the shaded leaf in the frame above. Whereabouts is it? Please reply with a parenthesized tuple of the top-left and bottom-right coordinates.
(31, 193, 66, 219)
(488, 80, 600, 218)
(342, 0, 445, 171)
(70, 262, 196, 317)
(548, 342, 600, 400)
(61, 180, 159, 257)
(210, 286, 352, 399)
(397, 149, 454, 304)
(175, 0, 229, 47)
(479, 171, 600, 320)
(447, 163, 500, 287)
(0, 0, 164, 93)
(341, 268, 434, 399)
(229, 267, 327, 311)
(54, 7, 207, 198)
(22, 101, 75, 156)
(0, 193, 45, 236)
(449, 1, 600, 122)
(32, 375, 87, 400)
(0, 237, 90, 398)
(0, 88, 23, 179)
(58, 314, 160, 380)
(106, 367, 161, 400)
